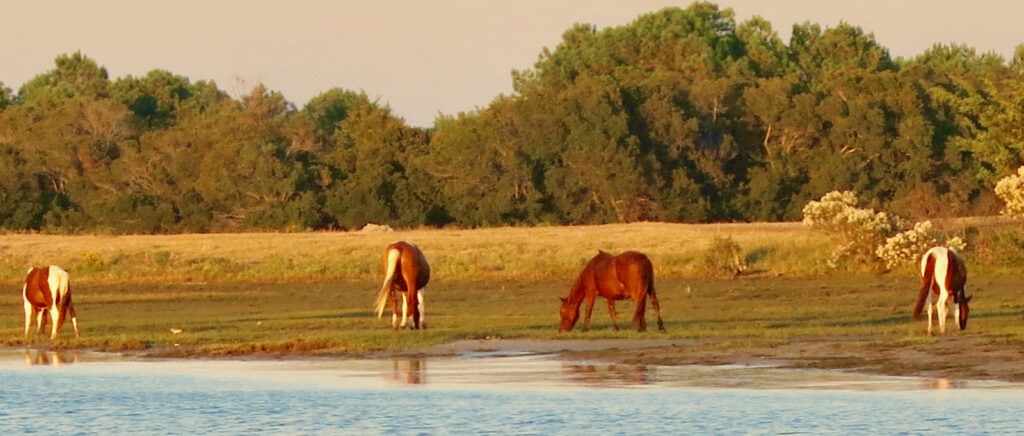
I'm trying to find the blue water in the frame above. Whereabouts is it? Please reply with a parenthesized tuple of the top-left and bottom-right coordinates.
(1, 350, 1022, 434)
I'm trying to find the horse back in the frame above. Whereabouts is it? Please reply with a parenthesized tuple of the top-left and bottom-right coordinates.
(615, 251, 654, 290)
(386, 241, 430, 291)
(594, 251, 653, 300)
(945, 249, 967, 291)
(24, 266, 54, 308)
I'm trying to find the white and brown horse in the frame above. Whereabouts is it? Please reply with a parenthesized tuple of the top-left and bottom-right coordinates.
(373, 241, 430, 330)
(913, 246, 971, 335)
(23, 265, 80, 339)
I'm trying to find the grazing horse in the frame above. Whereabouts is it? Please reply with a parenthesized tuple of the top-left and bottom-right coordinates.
(913, 246, 971, 335)
(373, 241, 430, 330)
(559, 250, 665, 333)
(23, 265, 80, 339)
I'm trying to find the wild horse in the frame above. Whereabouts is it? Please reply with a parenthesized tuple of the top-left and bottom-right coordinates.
(913, 246, 971, 335)
(559, 250, 665, 333)
(23, 265, 80, 339)
(373, 241, 430, 329)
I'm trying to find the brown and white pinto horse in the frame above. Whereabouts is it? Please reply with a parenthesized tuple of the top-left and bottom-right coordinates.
(913, 246, 971, 335)
(559, 250, 665, 333)
(23, 265, 80, 339)
(373, 241, 430, 330)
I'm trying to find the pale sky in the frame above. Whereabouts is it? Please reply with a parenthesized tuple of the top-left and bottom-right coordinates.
(4, 1, 1023, 127)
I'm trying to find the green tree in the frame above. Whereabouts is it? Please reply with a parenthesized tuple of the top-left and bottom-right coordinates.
(322, 97, 434, 229)
(110, 69, 210, 131)
(427, 98, 542, 226)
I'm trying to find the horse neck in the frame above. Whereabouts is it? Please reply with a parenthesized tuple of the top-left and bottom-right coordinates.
(566, 277, 589, 308)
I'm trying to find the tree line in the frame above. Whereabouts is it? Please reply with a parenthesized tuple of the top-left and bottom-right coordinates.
(2, 2, 1023, 234)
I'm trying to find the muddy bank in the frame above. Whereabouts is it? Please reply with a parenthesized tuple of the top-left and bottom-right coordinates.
(411, 335, 1024, 383)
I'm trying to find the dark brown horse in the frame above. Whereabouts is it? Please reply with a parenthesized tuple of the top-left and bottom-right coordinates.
(23, 265, 80, 339)
(914, 246, 971, 334)
(373, 241, 430, 329)
(559, 250, 665, 332)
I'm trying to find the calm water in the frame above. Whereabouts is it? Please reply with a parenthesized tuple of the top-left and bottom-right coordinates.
(2, 349, 1022, 434)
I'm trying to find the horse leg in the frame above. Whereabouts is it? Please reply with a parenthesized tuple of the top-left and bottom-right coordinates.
(936, 292, 949, 334)
(23, 301, 34, 338)
(952, 302, 961, 332)
(48, 306, 62, 339)
(407, 289, 420, 330)
(632, 296, 647, 332)
(399, 292, 410, 329)
(417, 289, 426, 330)
(36, 309, 48, 336)
(401, 265, 422, 329)
(649, 293, 666, 332)
(606, 299, 619, 331)
(582, 296, 597, 332)
(68, 304, 80, 338)
(390, 292, 401, 329)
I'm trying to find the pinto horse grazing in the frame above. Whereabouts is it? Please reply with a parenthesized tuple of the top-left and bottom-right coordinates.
(373, 241, 430, 330)
(559, 250, 665, 333)
(23, 265, 80, 339)
(913, 246, 971, 335)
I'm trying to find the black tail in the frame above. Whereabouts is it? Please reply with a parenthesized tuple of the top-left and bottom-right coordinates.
(913, 253, 935, 319)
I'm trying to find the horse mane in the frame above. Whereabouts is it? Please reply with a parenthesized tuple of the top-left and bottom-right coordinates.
(565, 251, 612, 304)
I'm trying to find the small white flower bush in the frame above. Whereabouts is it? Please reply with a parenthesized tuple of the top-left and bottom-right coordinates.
(995, 166, 1024, 219)
(804, 191, 965, 270)
(875, 221, 968, 270)
(802, 191, 900, 268)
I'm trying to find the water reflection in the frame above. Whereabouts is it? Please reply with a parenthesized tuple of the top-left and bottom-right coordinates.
(24, 350, 79, 367)
(925, 378, 967, 390)
(561, 362, 651, 386)
(387, 358, 426, 385)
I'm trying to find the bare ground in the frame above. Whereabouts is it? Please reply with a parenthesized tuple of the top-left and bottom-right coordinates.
(411, 335, 1024, 383)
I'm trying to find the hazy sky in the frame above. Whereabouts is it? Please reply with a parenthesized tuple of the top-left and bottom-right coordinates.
(4, 1, 1023, 127)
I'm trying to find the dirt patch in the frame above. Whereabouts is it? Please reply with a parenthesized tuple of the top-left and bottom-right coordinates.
(415, 335, 1024, 383)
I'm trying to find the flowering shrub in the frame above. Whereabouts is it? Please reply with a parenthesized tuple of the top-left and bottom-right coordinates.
(875, 221, 967, 270)
(802, 191, 900, 268)
(995, 166, 1024, 219)
(804, 191, 965, 270)
(875, 221, 935, 270)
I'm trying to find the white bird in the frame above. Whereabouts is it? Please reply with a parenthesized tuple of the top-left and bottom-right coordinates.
(169, 328, 183, 334)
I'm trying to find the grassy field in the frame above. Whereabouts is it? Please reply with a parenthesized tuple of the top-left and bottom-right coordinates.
(1, 222, 1022, 356)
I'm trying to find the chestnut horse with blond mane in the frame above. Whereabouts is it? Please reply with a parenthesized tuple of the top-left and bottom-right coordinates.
(23, 265, 80, 339)
(559, 250, 665, 332)
(914, 246, 971, 335)
(373, 241, 429, 330)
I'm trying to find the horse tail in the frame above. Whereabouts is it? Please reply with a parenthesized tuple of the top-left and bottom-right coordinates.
(374, 247, 402, 318)
(913, 251, 936, 320)
(643, 257, 656, 297)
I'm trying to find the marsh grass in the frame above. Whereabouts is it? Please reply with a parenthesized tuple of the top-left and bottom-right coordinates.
(2, 222, 1023, 355)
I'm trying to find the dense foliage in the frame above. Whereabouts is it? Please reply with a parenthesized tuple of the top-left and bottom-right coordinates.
(2, 2, 1024, 233)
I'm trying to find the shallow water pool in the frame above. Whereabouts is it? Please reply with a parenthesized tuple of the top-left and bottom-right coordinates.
(2, 349, 1021, 434)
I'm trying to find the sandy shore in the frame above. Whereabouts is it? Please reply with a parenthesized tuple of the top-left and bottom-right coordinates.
(409, 335, 1024, 383)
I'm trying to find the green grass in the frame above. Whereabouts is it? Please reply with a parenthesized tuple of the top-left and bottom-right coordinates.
(4, 274, 1023, 356)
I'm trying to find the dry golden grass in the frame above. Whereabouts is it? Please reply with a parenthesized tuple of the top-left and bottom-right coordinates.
(0, 222, 835, 285)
